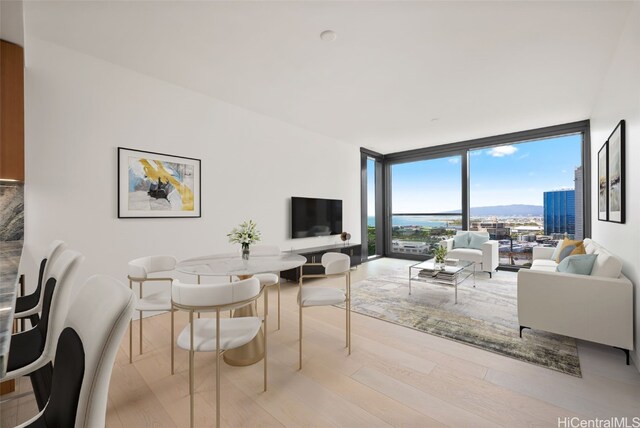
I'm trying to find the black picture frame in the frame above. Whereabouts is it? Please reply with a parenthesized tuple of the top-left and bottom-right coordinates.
(606, 120, 625, 223)
(597, 141, 608, 221)
(117, 147, 201, 218)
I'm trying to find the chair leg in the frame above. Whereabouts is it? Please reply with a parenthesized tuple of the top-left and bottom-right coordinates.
(139, 310, 143, 354)
(216, 310, 221, 428)
(171, 308, 175, 375)
(129, 318, 133, 364)
(348, 274, 351, 355)
(299, 304, 303, 370)
(189, 311, 194, 428)
(264, 289, 268, 392)
(277, 281, 281, 330)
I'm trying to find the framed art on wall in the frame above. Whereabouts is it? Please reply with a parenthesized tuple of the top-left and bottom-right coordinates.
(607, 120, 625, 223)
(118, 147, 201, 218)
(597, 142, 608, 221)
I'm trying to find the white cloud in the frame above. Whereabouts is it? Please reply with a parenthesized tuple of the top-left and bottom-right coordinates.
(487, 145, 518, 157)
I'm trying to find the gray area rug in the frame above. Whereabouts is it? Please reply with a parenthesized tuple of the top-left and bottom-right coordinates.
(344, 269, 581, 377)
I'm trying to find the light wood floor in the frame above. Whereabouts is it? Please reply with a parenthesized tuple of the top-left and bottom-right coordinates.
(2, 258, 639, 427)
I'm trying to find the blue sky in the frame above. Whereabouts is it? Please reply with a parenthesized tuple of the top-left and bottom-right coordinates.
(368, 133, 582, 214)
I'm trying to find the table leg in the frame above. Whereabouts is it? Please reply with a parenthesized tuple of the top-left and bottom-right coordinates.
(223, 302, 265, 366)
(408, 267, 412, 295)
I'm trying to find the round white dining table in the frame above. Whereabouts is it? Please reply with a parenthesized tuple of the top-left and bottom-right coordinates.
(176, 252, 307, 366)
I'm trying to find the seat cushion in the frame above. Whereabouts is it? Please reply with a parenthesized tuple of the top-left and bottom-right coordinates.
(136, 291, 172, 311)
(254, 273, 279, 287)
(7, 328, 45, 372)
(531, 259, 558, 268)
(299, 287, 346, 307)
(176, 317, 261, 352)
(447, 248, 483, 263)
(529, 262, 558, 272)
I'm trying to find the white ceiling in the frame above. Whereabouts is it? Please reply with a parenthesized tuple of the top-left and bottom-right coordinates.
(23, 1, 633, 153)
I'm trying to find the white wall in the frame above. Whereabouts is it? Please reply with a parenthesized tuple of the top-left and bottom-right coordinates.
(589, 2, 640, 367)
(21, 37, 361, 301)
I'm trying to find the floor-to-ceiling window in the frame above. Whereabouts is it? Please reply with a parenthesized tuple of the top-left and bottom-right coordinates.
(469, 134, 583, 267)
(362, 121, 590, 269)
(361, 150, 383, 260)
(388, 154, 463, 259)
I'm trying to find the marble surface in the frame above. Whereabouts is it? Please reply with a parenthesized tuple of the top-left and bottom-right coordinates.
(0, 184, 24, 241)
(0, 240, 22, 377)
(177, 252, 307, 277)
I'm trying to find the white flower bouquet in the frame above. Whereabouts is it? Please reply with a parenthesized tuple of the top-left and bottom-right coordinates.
(227, 219, 261, 250)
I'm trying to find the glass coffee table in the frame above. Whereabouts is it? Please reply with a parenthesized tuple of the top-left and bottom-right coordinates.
(408, 258, 475, 304)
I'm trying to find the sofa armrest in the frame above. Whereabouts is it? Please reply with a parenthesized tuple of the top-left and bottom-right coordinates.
(532, 246, 555, 261)
(441, 238, 454, 251)
(517, 269, 634, 349)
(481, 240, 499, 271)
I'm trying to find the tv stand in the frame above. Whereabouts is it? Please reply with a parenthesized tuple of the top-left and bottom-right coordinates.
(280, 243, 362, 282)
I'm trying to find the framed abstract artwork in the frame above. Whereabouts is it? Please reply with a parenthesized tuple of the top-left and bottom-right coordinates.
(607, 120, 625, 223)
(597, 142, 608, 221)
(118, 147, 201, 218)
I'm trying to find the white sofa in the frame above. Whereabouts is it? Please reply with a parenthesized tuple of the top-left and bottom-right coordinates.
(517, 238, 634, 364)
(441, 231, 499, 277)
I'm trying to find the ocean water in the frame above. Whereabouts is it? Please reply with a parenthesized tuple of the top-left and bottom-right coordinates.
(368, 216, 461, 228)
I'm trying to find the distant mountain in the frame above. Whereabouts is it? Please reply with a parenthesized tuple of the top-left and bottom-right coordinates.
(468, 204, 543, 217)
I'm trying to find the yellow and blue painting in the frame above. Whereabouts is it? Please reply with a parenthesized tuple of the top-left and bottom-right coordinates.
(128, 157, 195, 212)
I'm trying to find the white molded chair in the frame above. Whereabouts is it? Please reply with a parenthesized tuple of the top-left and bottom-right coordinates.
(2, 250, 84, 410)
(16, 275, 135, 428)
(250, 245, 282, 330)
(127, 255, 177, 373)
(298, 252, 351, 370)
(14, 240, 67, 328)
(172, 277, 267, 428)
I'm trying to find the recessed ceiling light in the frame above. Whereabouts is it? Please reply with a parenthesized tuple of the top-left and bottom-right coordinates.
(320, 30, 337, 42)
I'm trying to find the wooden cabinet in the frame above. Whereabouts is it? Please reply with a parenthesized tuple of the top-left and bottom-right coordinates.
(0, 40, 24, 182)
(280, 243, 362, 282)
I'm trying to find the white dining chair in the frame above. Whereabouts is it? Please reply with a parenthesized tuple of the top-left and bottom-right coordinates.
(250, 245, 282, 330)
(127, 255, 177, 373)
(298, 252, 351, 370)
(15, 274, 135, 428)
(2, 250, 84, 410)
(172, 277, 267, 428)
(13, 240, 67, 329)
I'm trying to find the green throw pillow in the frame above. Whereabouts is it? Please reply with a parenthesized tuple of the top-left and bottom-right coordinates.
(453, 232, 469, 249)
(468, 233, 489, 250)
(556, 254, 598, 275)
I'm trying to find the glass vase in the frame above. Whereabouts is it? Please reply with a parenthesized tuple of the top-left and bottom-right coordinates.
(242, 246, 250, 260)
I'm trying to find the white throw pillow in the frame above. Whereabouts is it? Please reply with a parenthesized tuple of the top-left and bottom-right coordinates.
(590, 251, 623, 278)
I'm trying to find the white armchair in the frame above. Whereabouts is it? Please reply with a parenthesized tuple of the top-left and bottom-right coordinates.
(440, 232, 499, 277)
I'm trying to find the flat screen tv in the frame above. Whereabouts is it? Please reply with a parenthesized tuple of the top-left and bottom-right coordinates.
(291, 197, 343, 239)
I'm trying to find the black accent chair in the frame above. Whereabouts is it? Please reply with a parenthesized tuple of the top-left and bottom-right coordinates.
(1, 250, 83, 410)
(15, 275, 135, 427)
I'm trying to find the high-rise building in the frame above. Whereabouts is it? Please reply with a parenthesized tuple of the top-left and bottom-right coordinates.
(574, 167, 584, 240)
(544, 189, 575, 236)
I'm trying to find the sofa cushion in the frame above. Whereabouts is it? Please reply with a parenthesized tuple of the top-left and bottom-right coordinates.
(590, 251, 623, 278)
(556, 254, 597, 275)
(447, 248, 483, 263)
(555, 239, 585, 263)
(530, 262, 558, 272)
(453, 232, 470, 249)
(468, 233, 489, 250)
(532, 259, 558, 268)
